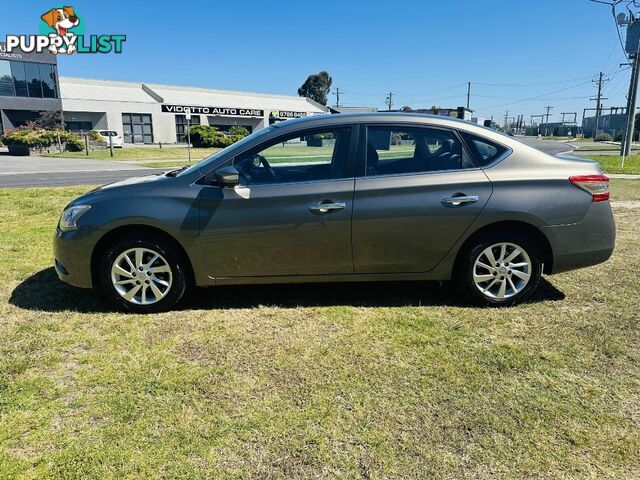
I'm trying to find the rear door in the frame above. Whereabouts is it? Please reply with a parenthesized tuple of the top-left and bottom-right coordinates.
(198, 125, 357, 278)
(352, 124, 493, 273)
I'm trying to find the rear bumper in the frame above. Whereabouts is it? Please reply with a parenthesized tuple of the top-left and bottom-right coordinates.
(53, 228, 101, 288)
(544, 201, 616, 274)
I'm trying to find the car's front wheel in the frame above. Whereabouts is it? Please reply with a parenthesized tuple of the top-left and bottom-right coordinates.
(455, 232, 542, 306)
(98, 233, 187, 313)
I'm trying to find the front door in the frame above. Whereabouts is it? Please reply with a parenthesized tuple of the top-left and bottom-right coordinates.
(352, 125, 493, 273)
(198, 126, 356, 278)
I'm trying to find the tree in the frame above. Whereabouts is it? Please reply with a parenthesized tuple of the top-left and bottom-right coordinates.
(33, 110, 64, 130)
(297, 71, 332, 106)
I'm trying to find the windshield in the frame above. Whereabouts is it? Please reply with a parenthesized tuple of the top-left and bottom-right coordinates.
(100, 131, 118, 137)
(177, 126, 276, 177)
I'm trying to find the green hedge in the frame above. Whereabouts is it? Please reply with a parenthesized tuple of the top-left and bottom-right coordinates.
(1, 128, 84, 152)
(189, 125, 244, 148)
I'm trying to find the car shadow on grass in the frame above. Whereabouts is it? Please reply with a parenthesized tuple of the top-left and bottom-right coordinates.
(10, 267, 566, 313)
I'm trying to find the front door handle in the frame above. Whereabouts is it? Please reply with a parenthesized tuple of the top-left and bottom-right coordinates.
(309, 201, 346, 213)
(441, 195, 479, 207)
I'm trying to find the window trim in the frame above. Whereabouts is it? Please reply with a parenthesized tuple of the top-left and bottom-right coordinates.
(198, 124, 358, 188)
(358, 123, 479, 179)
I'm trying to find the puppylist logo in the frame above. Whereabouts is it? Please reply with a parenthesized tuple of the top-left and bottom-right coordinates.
(4, 6, 126, 55)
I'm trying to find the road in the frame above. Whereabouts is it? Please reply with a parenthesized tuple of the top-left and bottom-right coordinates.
(516, 137, 575, 156)
(0, 138, 576, 188)
(0, 154, 165, 188)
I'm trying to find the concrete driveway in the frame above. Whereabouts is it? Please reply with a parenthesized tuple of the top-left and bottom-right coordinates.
(0, 154, 164, 188)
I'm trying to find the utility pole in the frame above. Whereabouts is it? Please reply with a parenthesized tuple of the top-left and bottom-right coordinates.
(385, 92, 393, 111)
(543, 106, 554, 136)
(622, 47, 640, 155)
(334, 87, 341, 108)
(591, 72, 608, 141)
(466, 82, 471, 110)
(504, 110, 509, 128)
(531, 114, 544, 136)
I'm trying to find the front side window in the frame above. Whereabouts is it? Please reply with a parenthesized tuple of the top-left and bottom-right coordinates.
(233, 127, 352, 185)
(365, 126, 474, 176)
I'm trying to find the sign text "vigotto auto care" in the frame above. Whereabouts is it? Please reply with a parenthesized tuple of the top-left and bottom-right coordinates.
(161, 105, 264, 117)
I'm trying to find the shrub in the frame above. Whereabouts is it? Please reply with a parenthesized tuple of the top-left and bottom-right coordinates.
(595, 132, 613, 142)
(229, 125, 249, 137)
(1, 127, 84, 152)
(60, 131, 84, 151)
(88, 130, 104, 142)
(189, 125, 243, 148)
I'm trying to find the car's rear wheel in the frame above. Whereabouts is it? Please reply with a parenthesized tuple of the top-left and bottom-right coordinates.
(98, 234, 187, 313)
(455, 232, 542, 306)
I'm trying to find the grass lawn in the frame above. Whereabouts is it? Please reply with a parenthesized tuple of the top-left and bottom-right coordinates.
(584, 155, 640, 175)
(1, 187, 639, 478)
(573, 145, 640, 152)
(610, 178, 640, 201)
(43, 147, 223, 162)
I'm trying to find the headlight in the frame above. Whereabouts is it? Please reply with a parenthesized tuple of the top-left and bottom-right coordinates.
(59, 205, 91, 231)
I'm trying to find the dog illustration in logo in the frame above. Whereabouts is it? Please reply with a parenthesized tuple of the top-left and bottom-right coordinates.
(41, 6, 80, 54)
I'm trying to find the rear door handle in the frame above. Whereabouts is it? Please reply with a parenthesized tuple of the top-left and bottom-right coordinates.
(441, 195, 479, 207)
(309, 201, 346, 213)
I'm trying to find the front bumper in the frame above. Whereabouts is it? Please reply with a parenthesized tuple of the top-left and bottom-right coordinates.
(544, 201, 616, 274)
(53, 227, 101, 288)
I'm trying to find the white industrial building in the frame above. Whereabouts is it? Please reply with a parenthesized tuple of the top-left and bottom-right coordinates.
(60, 77, 330, 144)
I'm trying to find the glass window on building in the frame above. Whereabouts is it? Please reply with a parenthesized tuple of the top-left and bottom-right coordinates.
(175, 114, 201, 143)
(122, 113, 154, 144)
(65, 121, 93, 134)
(0, 61, 15, 96)
(206, 119, 253, 135)
(24, 62, 43, 98)
(0, 61, 59, 99)
(10, 61, 28, 97)
(39, 64, 58, 98)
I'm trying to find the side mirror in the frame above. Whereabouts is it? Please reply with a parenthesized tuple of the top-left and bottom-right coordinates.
(214, 165, 240, 187)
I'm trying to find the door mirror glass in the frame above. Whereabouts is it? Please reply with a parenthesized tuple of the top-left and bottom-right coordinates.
(214, 165, 240, 187)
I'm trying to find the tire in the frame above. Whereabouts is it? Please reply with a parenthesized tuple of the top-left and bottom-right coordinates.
(98, 233, 187, 313)
(454, 231, 542, 307)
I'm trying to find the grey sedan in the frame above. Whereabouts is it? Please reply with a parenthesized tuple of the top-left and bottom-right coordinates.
(54, 113, 615, 312)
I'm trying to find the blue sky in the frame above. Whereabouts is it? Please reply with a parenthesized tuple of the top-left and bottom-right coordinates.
(0, 0, 633, 123)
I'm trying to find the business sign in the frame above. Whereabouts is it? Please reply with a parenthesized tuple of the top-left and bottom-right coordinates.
(0, 41, 57, 63)
(161, 104, 264, 117)
(270, 110, 307, 119)
(4, 6, 126, 55)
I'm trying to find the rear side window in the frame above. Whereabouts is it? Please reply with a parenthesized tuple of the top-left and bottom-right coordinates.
(460, 132, 507, 167)
(365, 126, 475, 176)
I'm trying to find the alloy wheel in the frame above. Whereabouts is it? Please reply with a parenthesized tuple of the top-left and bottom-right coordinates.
(110, 247, 173, 305)
(472, 242, 532, 300)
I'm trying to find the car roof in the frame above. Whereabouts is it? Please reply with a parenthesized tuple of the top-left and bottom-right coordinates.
(272, 112, 516, 146)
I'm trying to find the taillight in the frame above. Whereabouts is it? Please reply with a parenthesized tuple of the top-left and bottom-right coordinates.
(569, 174, 610, 202)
